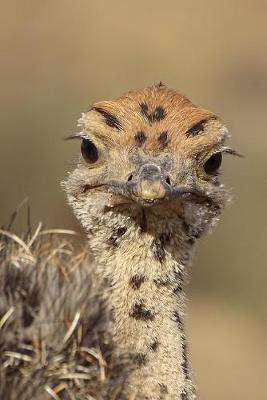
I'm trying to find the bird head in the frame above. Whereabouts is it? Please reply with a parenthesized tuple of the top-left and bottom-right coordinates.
(64, 85, 239, 238)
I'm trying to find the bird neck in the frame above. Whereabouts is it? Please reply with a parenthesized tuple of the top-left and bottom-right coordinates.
(89, 211, 197, 400)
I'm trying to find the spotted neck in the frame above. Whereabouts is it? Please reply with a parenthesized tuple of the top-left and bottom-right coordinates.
(87, 209, 197, 400)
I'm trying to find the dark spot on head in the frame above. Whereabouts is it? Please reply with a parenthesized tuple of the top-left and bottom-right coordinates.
(159, 383, 168, 394)
(153, 106, 166, 121)
(135, 131, 147, 146)
(129, 301, 155, 321)
(129, 352, 147, 366)
(93, 107, 122, 130)
(129, 274, 145, 290)
(186, 119, 207, 137)
(140, 103, 149, 118)
(148, 338, 159, 352)
(158, 131, 169, 148)
(139, 103, 166, 124)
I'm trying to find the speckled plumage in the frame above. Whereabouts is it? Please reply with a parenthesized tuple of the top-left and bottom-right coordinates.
(63, 84, 232, 399)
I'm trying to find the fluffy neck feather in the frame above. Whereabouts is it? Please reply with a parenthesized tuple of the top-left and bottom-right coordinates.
(69, 191, 198, 399)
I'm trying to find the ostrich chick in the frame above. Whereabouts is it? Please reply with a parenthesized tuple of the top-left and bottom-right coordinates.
(64, 84, 232, 400)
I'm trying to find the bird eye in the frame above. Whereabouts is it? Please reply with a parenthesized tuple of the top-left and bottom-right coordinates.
(81, 138, 99, 164)
(203, 152, 222, 175)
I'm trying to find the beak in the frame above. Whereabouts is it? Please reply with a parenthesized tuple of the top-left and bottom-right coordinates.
(108, 164, 214, 207)
(130, 164, 170, 203)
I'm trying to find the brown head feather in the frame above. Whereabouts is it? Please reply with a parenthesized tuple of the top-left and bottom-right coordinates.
(80, 85, 224, 157)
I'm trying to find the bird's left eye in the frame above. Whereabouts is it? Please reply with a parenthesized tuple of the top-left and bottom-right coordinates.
(203, 152, 222, 175)
(81, 138, 99, 164)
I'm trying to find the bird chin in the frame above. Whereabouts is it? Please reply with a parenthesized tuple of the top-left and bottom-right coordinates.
(107, 195, 185, 221)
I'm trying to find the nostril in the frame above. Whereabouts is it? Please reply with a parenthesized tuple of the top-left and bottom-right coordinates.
(127, 174, 133, 182)
(165, 176, 171, 185)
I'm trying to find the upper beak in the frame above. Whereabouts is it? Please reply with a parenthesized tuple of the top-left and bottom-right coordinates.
(130, 164, 170, 203)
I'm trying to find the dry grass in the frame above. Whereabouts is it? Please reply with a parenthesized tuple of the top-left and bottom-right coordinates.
(0, 224, 127, 400)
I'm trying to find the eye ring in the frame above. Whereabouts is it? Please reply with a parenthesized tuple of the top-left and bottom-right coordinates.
(203, 152, 222, 175)
(81, 138, 99, 164)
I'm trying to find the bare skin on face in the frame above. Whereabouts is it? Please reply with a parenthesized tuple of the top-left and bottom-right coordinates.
(63, 84, 237, 399)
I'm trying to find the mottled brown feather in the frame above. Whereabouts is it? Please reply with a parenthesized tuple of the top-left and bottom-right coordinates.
(81, 85, 224, 157)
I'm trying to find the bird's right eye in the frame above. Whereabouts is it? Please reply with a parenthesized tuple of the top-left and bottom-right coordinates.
(81, 138, 99, 164)
(203, 152, 222, 175)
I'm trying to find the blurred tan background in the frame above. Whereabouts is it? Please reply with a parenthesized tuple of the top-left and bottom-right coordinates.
(0, 1, 266, 398)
